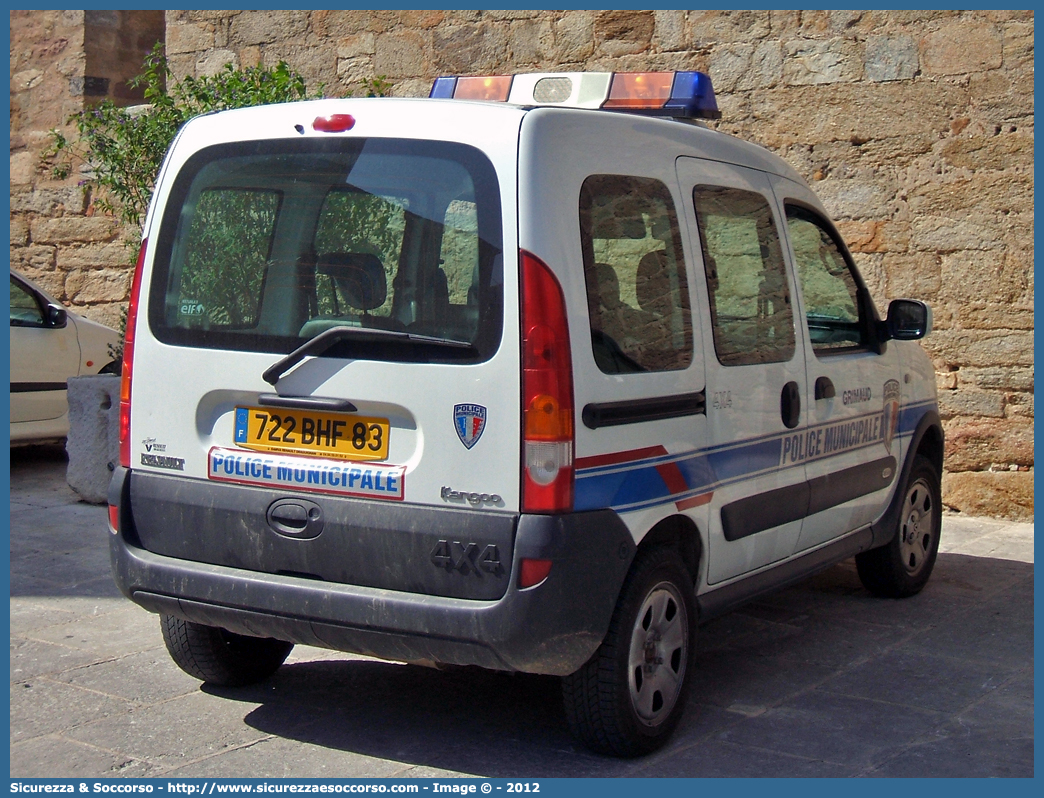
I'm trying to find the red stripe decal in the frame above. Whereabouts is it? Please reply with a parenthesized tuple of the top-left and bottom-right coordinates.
(576, 445, 668, 470)
(676, 492, 713, 511)
(655, 462, 689, 495)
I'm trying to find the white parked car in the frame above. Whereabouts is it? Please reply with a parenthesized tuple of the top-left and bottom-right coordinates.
(9, 269, 122, 444)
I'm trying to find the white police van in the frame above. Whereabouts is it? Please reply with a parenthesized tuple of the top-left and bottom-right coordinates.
(109, 70, 942, 756)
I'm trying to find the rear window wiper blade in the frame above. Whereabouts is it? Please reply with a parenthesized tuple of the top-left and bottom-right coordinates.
(263, 325, 475, 385)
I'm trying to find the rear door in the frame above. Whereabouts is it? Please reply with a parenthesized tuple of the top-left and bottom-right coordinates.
(676, 158, 808, 584)
(127, 102, 524, 596)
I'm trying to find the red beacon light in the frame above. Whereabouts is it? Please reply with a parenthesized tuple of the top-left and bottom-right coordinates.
(429, 70, 720, 120)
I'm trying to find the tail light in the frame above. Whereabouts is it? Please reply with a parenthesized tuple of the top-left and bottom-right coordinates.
(119, 239, 147, 469)
(520, 250, 574, 513)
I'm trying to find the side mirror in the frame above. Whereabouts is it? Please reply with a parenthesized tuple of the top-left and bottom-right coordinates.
(885, 299, 931, 341)
(45, 303, 68, 329)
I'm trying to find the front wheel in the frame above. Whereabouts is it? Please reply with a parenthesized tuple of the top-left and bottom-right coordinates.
(562, 547, 696, 757)
(160, 615, 294, 687)
(856, 454, 942, 598)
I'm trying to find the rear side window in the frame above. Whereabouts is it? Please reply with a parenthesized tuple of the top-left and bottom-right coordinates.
(579, 175, 693, 374)
(149, 137, 503, 364)
(692, 185, 795, 367)
(177, 188, 279, 327)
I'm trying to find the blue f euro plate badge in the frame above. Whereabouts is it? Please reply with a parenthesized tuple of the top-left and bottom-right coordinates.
(454, 404, 486, 449)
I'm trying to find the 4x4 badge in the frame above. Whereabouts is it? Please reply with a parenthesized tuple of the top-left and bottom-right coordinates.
(453, 404, 487, 449)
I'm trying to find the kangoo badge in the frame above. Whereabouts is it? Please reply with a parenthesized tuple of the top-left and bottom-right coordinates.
(454, 404, 487, 449)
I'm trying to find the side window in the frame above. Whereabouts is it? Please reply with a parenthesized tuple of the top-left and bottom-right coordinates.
(785, 205, 868, 353)
(176, 188, 280, 328)
(10, 278, 44, 326)
(692, 185, 795, 367)
(579, 175, 693, 374)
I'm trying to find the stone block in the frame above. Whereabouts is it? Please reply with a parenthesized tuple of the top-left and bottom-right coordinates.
(653, 10, 687, 52)
(865, 34, 918, 82)
(1005, 392, 1033, 419)
(943, 417, 1034, 470)
(942, 470, 1033, 521)
(689, 10, 770, 44)
(11, 187, 87, 216)
(939, 251, 1030, 305)
(432, 26, 505, 74)
(196, 49, 237, 77)
(960, 367, 1034, 392)
(65, 375, 120, 505)
(56, 243, 131, 271)
(166, 21, 213, 55)
(813, 178, 894, 219)
(938, 135, 1033, 173)
(594, 10, 654, 57)
(10, 151, 37, 185)
(230, 11, 308, 47)
(508, 19, 553, 66)
(882, 253, 941, 300)
(711, 42, 783, 92)
(336, 33, 375, 59)
(30, 217, 117, 244)
(65, 269, 132, 303)
(11, 245, 57, 273)
(376, 30, 432, 77)
(784, 39, 862, 86)
(911, 218, 1003, 254)
(957, 304, 1034, 331)
(398, 10, 444, 29)
(11, 218, 30, 247)
(552, 12, 595, 62)
(937, 387, 1005, 420)
(924, 330, 1033, 369)
(921, 22, 1002, 76)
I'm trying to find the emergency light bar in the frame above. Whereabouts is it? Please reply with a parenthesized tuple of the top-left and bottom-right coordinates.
(429, 71, 721, 120)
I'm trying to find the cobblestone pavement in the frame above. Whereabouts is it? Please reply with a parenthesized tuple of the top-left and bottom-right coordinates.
(9, 445, 1034, 778)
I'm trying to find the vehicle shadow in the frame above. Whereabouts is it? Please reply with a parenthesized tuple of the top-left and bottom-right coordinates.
(204, 551, 1032, 776)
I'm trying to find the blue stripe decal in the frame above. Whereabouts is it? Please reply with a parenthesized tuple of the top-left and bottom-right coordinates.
(574, 400, 936, 513)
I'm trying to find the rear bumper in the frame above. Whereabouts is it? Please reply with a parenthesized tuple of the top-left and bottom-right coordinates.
(108, 467, 636, 675)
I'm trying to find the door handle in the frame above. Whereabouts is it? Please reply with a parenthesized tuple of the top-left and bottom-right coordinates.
(781, 381, 801, 429)
(815, 376, 835, 400)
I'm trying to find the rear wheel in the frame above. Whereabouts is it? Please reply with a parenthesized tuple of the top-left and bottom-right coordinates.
(562, 547, 696, 757)
(856, 454, 941, 598)
(160, 615, 293, 687)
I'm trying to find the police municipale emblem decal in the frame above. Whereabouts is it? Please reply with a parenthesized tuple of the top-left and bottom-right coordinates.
(454, 404, 487, 449)
(882, 379, 901, 455)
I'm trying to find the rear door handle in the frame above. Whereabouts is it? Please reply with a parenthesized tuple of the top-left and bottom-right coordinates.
(781, 381, 801, 429)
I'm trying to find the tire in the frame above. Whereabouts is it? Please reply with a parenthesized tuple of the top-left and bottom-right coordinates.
(562, 547, 696, 757)
(856, 454, 942, 598)
(160, 615, 293, 687)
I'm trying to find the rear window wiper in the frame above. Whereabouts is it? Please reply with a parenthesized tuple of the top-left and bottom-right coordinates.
(263, 325, 475, 385)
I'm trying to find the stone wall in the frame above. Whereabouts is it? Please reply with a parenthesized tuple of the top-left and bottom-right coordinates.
(9, 10, 1034, 518)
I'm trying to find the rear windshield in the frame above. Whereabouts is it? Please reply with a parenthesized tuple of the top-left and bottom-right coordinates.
(148, 137, 504, 363)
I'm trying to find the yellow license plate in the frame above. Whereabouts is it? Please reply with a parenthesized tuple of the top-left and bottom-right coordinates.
(234, 406, 389, 462)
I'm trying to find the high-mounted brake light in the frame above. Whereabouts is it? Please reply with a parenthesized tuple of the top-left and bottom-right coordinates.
(520, 250, 574, 513)
(312, 114, 356, 133)
(119, 239, 147, 469)
(429, 70, 720, 120)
